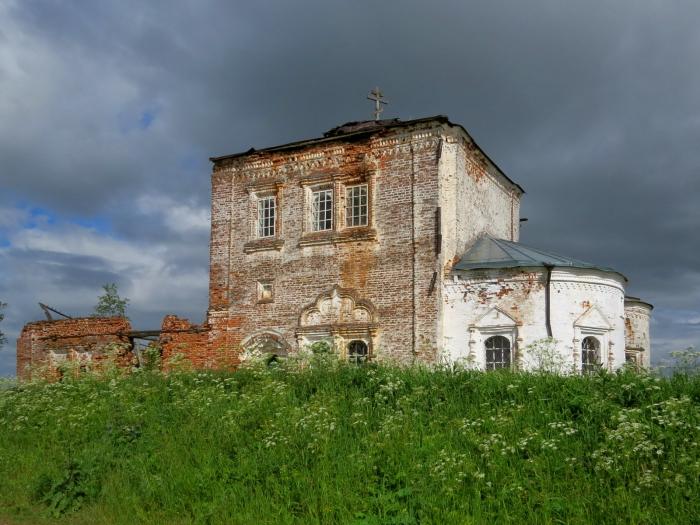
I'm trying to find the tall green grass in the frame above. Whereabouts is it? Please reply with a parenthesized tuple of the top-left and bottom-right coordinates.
(1, 358, 699, 524)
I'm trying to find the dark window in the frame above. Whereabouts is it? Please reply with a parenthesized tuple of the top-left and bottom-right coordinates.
(257, 281, 273, 303)
(348, 340, 368, 364)
(581, 336, 600, 374)
(485, 336, 511, 370)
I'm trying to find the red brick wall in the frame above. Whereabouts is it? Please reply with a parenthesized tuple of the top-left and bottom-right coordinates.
(159, 315, 233, 370)
(207, 122, 446, 363)
(16, 317, 133, 380)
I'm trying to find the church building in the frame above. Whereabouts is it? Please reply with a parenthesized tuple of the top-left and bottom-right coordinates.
(16, 114, 652, 377)
(204, 115, 652, 371)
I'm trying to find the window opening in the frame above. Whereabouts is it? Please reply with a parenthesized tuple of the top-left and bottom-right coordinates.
(345, 184, 368, 227)
(312, 189, 333, 231)
(257, 196, 276, 238)
(257, 281, 274, 302)
(485, 335, 511, 370)
(581, 336, 600, 374)
(348, 340, 368, 364)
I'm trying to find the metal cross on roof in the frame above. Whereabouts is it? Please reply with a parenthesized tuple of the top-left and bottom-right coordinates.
(367, 87, 388, 121)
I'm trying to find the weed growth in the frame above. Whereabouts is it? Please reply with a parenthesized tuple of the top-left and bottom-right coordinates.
(0, 360, 699, 524)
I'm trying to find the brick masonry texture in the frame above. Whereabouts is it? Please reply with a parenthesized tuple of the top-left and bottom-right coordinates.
(16, 317, 133, 380)
(206, 119, 522, 364)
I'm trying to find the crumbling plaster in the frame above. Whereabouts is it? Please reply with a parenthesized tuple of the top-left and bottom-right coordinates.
(443, 267, 627, 371)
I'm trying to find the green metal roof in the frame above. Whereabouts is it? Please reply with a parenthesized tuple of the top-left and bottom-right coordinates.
(454, 235, 626, 280)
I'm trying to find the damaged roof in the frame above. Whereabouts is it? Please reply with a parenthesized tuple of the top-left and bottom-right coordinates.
(209, 115, 524, 194)
(454, 234, 626, 280)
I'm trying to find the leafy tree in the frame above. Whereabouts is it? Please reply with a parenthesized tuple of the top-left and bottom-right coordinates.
(0, 301, 6, 347)
(94, 284, 129, 318)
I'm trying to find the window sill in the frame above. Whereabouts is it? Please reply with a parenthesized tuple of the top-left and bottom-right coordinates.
(243, 238, 284, 254)
(298, 228, 377, 247)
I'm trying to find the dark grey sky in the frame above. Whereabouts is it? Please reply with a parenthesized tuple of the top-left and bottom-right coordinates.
(1, 0, 698, 375)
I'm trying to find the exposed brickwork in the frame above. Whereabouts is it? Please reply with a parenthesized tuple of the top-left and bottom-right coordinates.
(159, 315, 235, 370)
(16, 317, 133, 380)
(206, 118, 523, 364)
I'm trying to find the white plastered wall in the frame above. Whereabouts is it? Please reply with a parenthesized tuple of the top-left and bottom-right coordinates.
(436, 131, 523, 364)
(442, 267, 627, 372)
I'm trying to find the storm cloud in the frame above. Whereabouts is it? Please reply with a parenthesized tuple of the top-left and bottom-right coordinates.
(1, 0, 698, 374)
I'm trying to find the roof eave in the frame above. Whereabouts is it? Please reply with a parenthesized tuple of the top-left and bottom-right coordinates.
(208, 115, 451, 163)
(454, 263, 628, 282)
(207, 115, 525, 194)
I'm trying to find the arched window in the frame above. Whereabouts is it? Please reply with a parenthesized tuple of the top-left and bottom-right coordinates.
(347, 340, 368, 364)
(485, 336, 511, 370)
(581, 336, 600, 374)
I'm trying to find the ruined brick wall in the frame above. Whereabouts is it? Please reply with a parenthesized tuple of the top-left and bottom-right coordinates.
(16, 317, 133, 380)
(159, 315, 228, 370)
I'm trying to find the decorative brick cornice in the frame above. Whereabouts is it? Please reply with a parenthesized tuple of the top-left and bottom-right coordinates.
(223, 147, 346, 179)
(373, 133, 441, 158)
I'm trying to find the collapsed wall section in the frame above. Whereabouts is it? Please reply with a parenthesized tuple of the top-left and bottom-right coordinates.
(159, 315, 234, 370)
(16, 317, 133, 380)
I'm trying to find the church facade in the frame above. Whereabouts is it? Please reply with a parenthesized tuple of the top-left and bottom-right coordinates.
(204, 115, 652, 371)
(16, 115, 652, 377)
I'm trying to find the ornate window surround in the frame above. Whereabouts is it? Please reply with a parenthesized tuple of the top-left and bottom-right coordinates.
(295, 286, 378, 359)
(241, 330, 291, 357)
(243, 180, 284, 254)
(573, 305, 613, 373)
(467, 307, 519, 370)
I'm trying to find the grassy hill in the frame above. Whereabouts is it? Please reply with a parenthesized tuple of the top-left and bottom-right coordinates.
(0, 357, 699, 524)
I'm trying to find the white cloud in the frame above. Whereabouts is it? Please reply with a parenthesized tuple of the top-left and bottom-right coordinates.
(0, 206, 28, 229)
(136, 194, 210, 234)
(0, 209, 208, 355)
